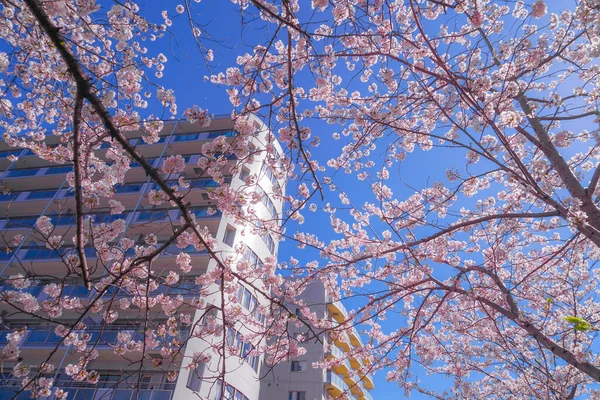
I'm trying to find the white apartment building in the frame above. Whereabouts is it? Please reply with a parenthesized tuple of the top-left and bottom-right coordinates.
(0, 115, 284, 400)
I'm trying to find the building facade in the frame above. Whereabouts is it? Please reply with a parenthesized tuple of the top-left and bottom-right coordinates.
(0, 116, 373, 400)
(258, 280, 374, 400)
(0, 115, 284, 400)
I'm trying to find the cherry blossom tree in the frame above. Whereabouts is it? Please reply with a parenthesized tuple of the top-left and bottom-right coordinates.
(213, 0, 600, 398)
(0, 1, 299, 399)
(3, 0, 600, 399)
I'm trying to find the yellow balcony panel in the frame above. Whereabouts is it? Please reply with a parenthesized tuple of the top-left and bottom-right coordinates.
(343, 374, 358, 390)
(324, 383, 343, 399)
(331, 362, 350, 376)
(327, 345, 353, 376)
(362, 373, 374, 390)
(330, 332, 350, 351)
(349, 355, 361, 369)
(349, 327, 363, 348)
(360, 388, 374, 400)
(327, 300, 348, 323)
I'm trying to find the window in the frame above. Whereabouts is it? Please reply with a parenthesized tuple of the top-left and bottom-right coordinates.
(0, 192, 19, 202)
(255, 185, 278, 218)
(223, 225, 236, 247)
(207, 130, 236, 139)
(260, 163, 281, 190)
(291, 361, 307, 372)
(289, 391, 306, 400)
(187, 364, 204, 392)
(26, 330, 50, 344)
(27, 190, 56, 200)
(140, 374, 153, 389)
(239, 166, 250, 181)
(214, 381, 248, 400)
(45, 165, 72, 175)
(174, 133, 200, 142)
(242, 247, 263, 269)
(6, 168, 38, 177)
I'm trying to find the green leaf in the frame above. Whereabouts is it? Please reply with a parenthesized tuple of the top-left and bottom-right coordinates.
(564, 316, 593, 331)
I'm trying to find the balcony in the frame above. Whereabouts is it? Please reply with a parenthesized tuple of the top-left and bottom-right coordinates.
(327, 346, 352, 376)
(348, 326, 363, 348)
(0, 378, 175, 400)
(0, 206, 222, 234)
(360, 387, 374, 400)
(325, 371, 350, 398)
(362, 373, 374, 390)
(2, 164, 72, 179)
(0, 278, 201, 312)
(0, 242, 208, 267)
(327, 300, 348, 323)
(329, 330, 352, 352)
(0, 325, 189, 351)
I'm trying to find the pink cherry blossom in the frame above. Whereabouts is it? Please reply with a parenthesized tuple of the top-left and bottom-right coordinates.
(161, 154, 186, 175)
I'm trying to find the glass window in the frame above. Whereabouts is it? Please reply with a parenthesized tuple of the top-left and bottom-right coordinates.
(73, 388, 95, 399)
(27, 190, 56, 200)
(291, 361, 307, 372)
(223, 225, 236, 247)
(100, 331, 118, 344)
(226, 328, 236, 347)
(289, 391, 306, 400)
(5, 217, 36, 228)
(224, 385, 235, 400)
(214, 381, 223, 400)
(0, 149, 21, 158)
(242, 289, 251, 309)
(47, 332, 62, 344)
(45, 165, 72, 175)
(174, 133, 199, 142)
(186, 364, 204, 392)
(207, 130, 236, 139)
(26, 330, 50, 344)
(248, 296, 257, 313)
(0, 192, 19, 202)
(55, 214, 75, 226)
(6, 168, 38, 178)
(239, 166, 250, 181)
(136, 211, 167, 223)
(115, 183, 143, 194)
(113, 390, 133, 400)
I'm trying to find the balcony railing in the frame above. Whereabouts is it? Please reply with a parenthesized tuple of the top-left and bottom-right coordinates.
(0, 278, 201, 307)
(0, 241, 208, 263)
(325, 371, 360, 400)
(0, 175, 228, 204)
(0, 326, 189, 350)
(2, 165, 72, 179)
(361, 386, 374, 400)
(0, 206, 222, 231)
(0, 378, 175, 400)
